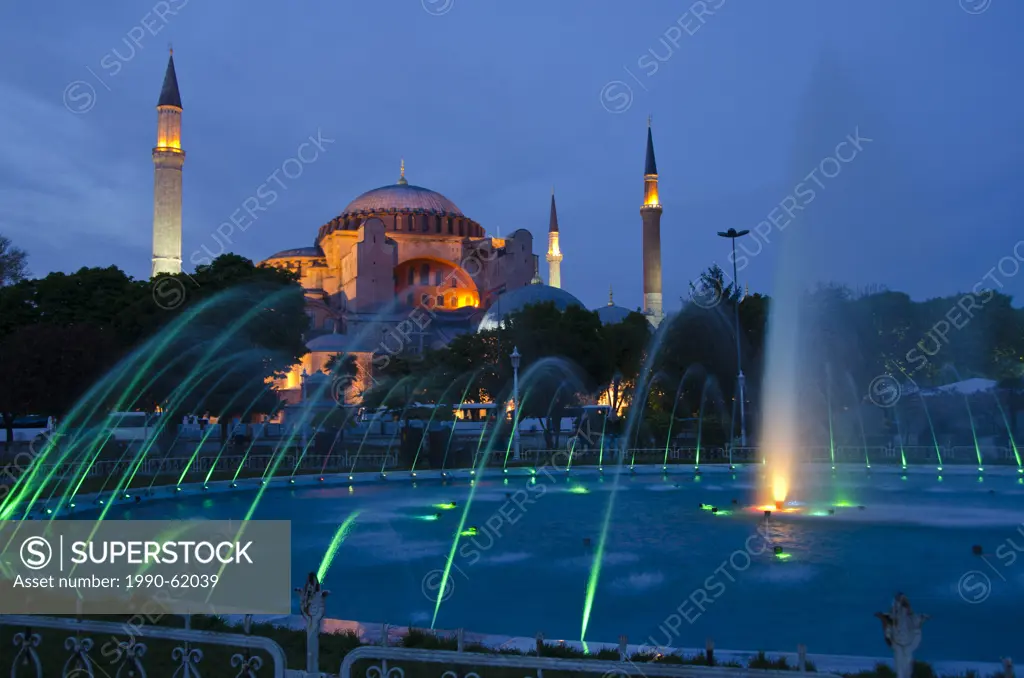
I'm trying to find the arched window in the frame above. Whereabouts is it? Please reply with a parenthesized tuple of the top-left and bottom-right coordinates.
(324, 318, 335, 332)
(419, 263, 430, 285)
(447, 219, 453, 235)
(437, 295, 445, 307)
(406, 293, 414, 306)
(434, 270, 443, 286)
(305, 311, 316, 328)
(407, 267, 415, 285)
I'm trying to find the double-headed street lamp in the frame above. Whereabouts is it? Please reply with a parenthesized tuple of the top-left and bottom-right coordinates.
(717, 228, 751, 448)
(511, 346, 521, 461)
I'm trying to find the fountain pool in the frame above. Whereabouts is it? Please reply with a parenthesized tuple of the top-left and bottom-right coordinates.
(105, 466, 1024, 662)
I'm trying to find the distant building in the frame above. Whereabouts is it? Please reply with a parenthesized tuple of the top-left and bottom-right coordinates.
(148, 55, 666, 403)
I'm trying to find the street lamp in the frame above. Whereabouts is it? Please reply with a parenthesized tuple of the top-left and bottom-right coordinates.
(717, 228, 751, 448)
(511, 346, 521, 461)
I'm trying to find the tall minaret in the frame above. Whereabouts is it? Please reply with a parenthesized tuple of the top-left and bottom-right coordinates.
(546, 187, 563, 288)
(641, 117, 663, 326)
(152, 50, 184, 277)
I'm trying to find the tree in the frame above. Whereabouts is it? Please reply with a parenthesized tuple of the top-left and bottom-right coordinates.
(0, 255, 309, 447)
(0, 235, 28, 287)
(0, 323, 115, 448)
(139, 255, 309, 440)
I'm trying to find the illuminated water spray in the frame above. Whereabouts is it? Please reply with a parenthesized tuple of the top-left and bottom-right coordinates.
(317, 511, 361, 582)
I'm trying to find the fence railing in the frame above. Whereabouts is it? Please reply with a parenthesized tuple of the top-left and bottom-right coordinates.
(0, 614, 289, 678)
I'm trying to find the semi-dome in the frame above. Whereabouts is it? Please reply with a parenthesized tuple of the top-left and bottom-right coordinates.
(596, 304, 633, 325)
(266, 246, 324, 260)
(477, 284, 585, 332)
(342, 183, 464, 217)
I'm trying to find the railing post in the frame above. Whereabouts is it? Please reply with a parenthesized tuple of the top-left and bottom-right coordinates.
(798, 644, 807, 672)
(457, 628, 464, 653)
(618, 635, 628, 662)
(535, 632, 543, 655)
(296, 572, 328, 676)
(1003, 657, 1014, 678)
(705, 638, 714, 666)
(382, 623, 390, 647)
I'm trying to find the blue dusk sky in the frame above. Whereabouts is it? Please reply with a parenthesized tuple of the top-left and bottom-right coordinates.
(0, 0, 1021, 311)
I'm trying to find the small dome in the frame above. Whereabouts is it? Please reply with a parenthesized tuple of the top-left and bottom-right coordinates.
(266, 246, 324, 260)
(477, 284, 585, 332)
(342, 183, 464, 217)
(596, 304, 633, 325)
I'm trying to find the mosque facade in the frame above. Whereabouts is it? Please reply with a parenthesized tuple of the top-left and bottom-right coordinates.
(148, 54, 663, 403)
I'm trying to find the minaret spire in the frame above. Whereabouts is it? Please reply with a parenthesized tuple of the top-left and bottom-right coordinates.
(397, 158, 408, 185)
(641, 119, 663, 326)
(608, 284, 614, 306)
(152, 50, 184, 277)
(546, 188, 563, 288)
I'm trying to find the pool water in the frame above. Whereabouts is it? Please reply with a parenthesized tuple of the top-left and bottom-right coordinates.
(111, 468, 1024, 662)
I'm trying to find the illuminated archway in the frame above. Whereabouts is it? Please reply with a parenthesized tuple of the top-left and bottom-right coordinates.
(394, 257, 480, 310)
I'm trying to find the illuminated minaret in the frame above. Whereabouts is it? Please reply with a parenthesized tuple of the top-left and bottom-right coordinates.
(546, 187, 563, 288)
(152, 50, 184, 277)
(641, 117, 663, 326)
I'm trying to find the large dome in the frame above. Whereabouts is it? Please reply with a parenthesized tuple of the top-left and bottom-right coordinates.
(477, 284, 585, 332)
(342, 183, 464, 217)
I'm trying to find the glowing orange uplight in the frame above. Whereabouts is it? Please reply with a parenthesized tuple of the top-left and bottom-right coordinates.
(772, 474, 789, 504)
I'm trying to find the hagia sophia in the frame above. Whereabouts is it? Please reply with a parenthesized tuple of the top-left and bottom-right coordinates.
(150, 53, 664, 403)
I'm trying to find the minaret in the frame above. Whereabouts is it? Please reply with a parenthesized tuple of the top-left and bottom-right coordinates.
(546, 187, 563, 288)
(152, 49, 184, 277)
(641, 117, 663, 326)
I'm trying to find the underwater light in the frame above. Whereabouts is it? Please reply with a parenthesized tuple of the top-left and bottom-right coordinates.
(433, 502, 457, 510)
(348, 475, 354, 480)
(775, 552, 792, 561)
(470, 470, 475, 475)
(978, 467, 984, 472)
(69, 503, 76, 509)
(461, 527, 478, 536)
(1018, 468, 1023, 474)
(568, 486, 589, 495)
(937, 466, 943, 472)
(319, 477, 324, 482)
(98, 500, 105, 505)
(202, 486, 208, 491)
(44, 508, 52, 515)
(810, 510, 830, 517)
(175, 487, 182, 492)
(289, 479, 295, 484)
(230, 482, 237, 488)
(700, 503, 714, 511)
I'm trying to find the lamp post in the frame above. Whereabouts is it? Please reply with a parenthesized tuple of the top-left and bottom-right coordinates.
(511, 346, 521, 461)
(717, 228, 751, 448)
